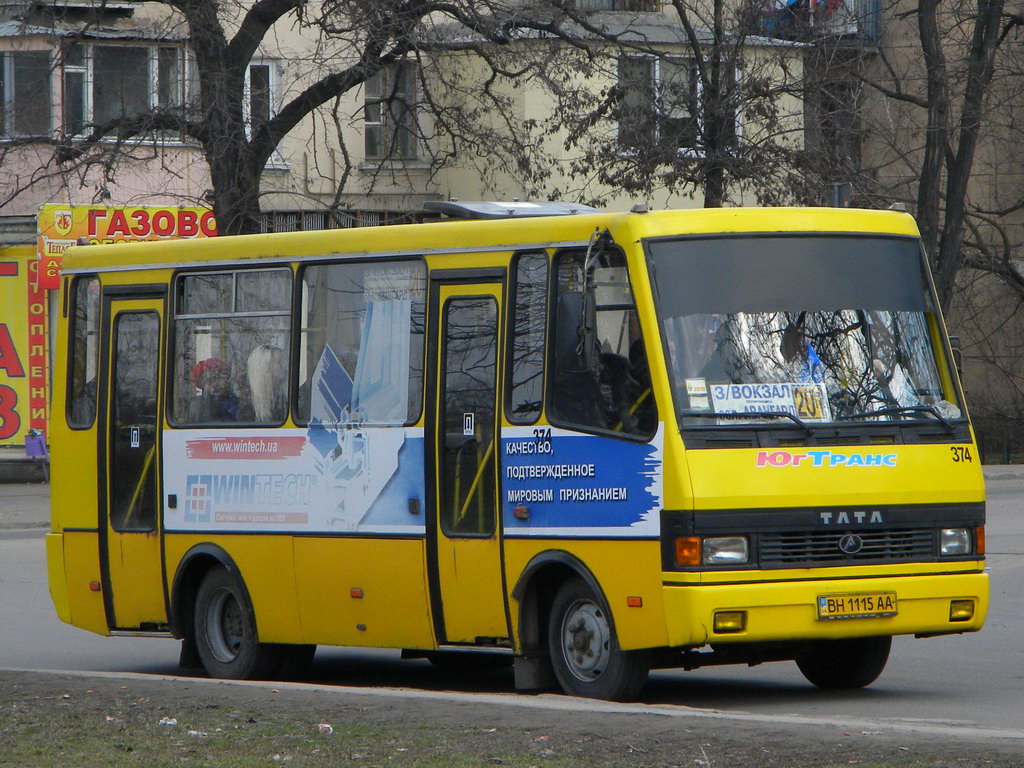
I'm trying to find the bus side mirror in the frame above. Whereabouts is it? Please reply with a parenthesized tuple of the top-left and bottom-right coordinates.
(555, 292, 597, 372)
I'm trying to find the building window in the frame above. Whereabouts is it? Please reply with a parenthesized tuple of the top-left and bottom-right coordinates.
(62, 43, 187, 135)
(245, 62, 274, 137)
(618, 56, 737, 154)
(575, 0, 658, 9)
(364, 63, 418, 161)
(0, 51, 53, 137)
(94, 45, 149, 123)
(617, 57, 658, 149)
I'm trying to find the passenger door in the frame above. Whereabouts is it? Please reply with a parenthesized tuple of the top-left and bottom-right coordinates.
(427, 280, 510, 644)
(99, 294, 167, 629)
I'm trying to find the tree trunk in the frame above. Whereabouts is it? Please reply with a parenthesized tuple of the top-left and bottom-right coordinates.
(932, 0, 1005, 310)
(915, 0, 949, 266)
(207, 143, 264, 235)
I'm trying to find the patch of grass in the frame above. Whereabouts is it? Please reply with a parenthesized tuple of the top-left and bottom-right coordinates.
(2, 674, 1021, 768)
(0, 685, 580, 768)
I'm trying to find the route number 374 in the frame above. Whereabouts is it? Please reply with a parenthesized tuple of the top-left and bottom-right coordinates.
(950, 446, 973, 463)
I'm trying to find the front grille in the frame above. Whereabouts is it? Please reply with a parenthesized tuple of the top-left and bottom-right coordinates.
(759, 529, 935, 567)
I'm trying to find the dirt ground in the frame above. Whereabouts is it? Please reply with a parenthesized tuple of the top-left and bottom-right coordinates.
(2, 670, 1022, 768)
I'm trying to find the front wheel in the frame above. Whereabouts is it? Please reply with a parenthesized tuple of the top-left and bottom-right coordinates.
(193, 567, 281, 680)
(548, 578, 649, 701)
(796, 636, 892, 689)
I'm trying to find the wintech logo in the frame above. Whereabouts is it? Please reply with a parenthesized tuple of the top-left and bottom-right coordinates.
(756, 450, 897, 468)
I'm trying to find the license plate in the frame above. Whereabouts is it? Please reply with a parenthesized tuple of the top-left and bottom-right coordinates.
(816, 592, 898, 620)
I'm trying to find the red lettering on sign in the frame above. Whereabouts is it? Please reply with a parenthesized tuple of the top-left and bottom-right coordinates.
(0, 325, 25, 377)
(179, 209, 198, 237)
(131, 209, 151, 237)
(26, 280, 47, 433)
(107, 209, 130, 237)
(0, 385, 20, 440)
(152, 210, 175, 236)
(38, 256, 62, 291)
(88, 209, 107, 236)
(200, 210, 218, 237)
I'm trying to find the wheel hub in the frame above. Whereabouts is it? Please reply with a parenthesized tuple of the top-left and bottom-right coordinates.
(206, 587, 244, 663)
(560, 600, 611, 681)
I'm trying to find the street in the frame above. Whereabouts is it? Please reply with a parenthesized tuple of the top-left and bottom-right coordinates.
(2, 472, 1023, 741)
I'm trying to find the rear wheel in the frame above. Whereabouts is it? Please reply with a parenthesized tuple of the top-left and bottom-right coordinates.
(548, 578, 649, 701)
(796, 636, 892, 689)
(193, 567, 281, 680)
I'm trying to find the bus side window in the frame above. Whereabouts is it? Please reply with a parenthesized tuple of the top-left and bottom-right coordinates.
(170, 269, 292, 426)
(549, 250, 656, 438)
(507, 251, 548, 423)
(67, 276, 101, 429)
(296, 260, 426, 426)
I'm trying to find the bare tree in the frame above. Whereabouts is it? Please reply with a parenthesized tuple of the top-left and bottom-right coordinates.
(28, 0, 815, 234)
(507, 0, 810, 208)
(799, 0, 1024, 309)
(800, 0, 1024, 455)
(49, 0, 575, 233)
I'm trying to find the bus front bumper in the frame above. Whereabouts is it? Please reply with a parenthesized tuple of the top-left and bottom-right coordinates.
(661, 570, 989, 648)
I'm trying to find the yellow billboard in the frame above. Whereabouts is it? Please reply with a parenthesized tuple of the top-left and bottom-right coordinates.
(0, 246, 45, 445)
(36, 204, 217, 289)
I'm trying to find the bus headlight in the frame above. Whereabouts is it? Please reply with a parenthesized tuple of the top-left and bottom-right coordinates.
(703, 536, 749, 566)
(940, 528, 971, 556)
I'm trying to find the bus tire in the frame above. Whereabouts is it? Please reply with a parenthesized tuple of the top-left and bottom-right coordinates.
(193, 567, 280, 680)
(547, 578, 649, 701)
(796, 636, 891, 689)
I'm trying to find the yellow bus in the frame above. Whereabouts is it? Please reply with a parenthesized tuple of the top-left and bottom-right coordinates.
(47, 203, 987, 701)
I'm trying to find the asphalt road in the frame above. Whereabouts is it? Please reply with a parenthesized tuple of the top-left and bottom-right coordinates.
(2, 472, 1023, 739)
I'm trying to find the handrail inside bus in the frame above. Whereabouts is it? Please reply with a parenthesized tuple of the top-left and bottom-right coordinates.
(456, 439, 495, 527)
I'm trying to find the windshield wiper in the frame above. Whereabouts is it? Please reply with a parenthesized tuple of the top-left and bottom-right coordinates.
(680, 410, 812, 435)
(837, 404, 954, 431)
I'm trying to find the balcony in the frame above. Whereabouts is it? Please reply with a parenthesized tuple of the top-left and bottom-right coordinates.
(749, 0, 880, 43)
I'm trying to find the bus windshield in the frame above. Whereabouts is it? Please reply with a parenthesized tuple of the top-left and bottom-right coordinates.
(647, 234, 962, 429)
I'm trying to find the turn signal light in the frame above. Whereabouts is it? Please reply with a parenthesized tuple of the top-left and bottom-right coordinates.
(674, 537, 701, 567)
(976, 526, 986, 556)
(949, 600, 974, 622)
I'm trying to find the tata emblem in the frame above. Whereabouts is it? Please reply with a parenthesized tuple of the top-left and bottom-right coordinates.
(838, 533, 864, 555)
